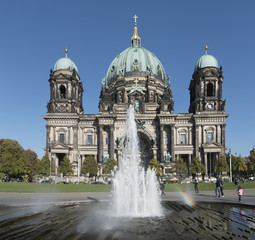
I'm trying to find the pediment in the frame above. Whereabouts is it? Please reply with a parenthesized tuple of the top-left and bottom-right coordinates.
(202, 142, 222, 152)
(52, 143, 71, 150)
(54, 73, 69, 79)
(128, 89, 145, 96)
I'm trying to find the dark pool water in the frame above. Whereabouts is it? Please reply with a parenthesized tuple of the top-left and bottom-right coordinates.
(0, 201, 254, 240)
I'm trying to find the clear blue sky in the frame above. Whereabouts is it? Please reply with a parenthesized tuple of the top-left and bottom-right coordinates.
(0, 0, 254, 159)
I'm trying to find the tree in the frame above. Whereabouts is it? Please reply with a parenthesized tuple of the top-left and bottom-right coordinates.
(37, 153, 51, 176)
(247, 149, 255, 176)
(0, 139, 29, 177)
(58, 156, 73, 176)
(25, 149, 39, 178)
(232, 155, 247, 177)
(148, 158, 162, 176)
(82, 156, 98, 178)
(173, 157, 188, 178)
(190, 157, 205, 178)
(214, 154, 229, 176)
(103, 158, 117, 174)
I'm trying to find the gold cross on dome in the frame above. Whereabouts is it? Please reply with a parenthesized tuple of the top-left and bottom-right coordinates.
(133, 15, 138, 23)
(134, 78, 139, 87)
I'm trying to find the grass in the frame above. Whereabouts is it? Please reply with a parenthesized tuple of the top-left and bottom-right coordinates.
(0, 181, 255, 193)
(0, 182, 112, 193)
(165, 181, 255, 192)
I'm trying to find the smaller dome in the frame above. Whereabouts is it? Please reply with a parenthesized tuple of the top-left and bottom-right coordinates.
(194, 46, 218, 72)
(54, 49, 78, 73)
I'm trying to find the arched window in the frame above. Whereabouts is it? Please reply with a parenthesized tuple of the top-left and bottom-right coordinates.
(207, 83, 214, 97)
(60, 85, 66, 98)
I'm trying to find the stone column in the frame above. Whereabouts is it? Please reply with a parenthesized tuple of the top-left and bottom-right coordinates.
(217, 125, 221, 144)
(110, 125, 114, 158)
(170, 125, 175, 162)
(195, 125, 199, 158)
(68, 127, 71, 145)
(221, 124, 226, 151)
(54, 154, 58, 176)
(188, 127, 192, 145)
(188, 154, 192, 175)
(98, 125, 103, 163)
(204, 152, 208, 176)
(53, 127, 56, 142)
(46, 126, 50, 152)
(73, 127, 78, 163)
(202, 126, 204, 144)
(160, 125, 164, 163)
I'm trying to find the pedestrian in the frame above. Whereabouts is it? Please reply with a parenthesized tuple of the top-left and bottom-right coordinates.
(237, 185, 243, 202)
(160, 181, 165, 196)
(219, 177, 224, 197)
(194, 179, 199, 193)
(215, 177, 221, 198)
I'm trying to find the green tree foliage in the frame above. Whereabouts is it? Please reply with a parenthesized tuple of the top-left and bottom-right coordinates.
(148, 158, 162, 176)
(173, 157, 188, 177)
(25, 149, 39, 178)
(37, 153, 51, 176)
(82, 156, 98, 177)
(214, 154, 229, 176)
(0, 139, 29, 177)
(247, 149, 255, 175)
(190, 157, 205, 178)
(103, 158, 117, 174)
(58, 156, 74, 176)
(231, 155, 247, 177)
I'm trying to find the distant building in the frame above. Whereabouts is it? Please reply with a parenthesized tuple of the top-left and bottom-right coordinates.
(44, 17, 228, 178)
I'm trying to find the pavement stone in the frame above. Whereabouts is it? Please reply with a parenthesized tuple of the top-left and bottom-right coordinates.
(0, 188, 254, 207)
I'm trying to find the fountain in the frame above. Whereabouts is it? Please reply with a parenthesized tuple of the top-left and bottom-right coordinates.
(112, 105, 162, 217)
(0, 108, 255, 239)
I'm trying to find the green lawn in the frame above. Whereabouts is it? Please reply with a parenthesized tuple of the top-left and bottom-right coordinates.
(165, 181, 255, 192)
(0, 182, 112, 193)
(0, 181, 254, 193)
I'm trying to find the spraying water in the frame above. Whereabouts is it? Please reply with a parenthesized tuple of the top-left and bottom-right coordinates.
(112, 105, 163, 217)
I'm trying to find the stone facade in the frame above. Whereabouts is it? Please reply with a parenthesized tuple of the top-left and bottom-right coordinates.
(43, 24, 228, 179)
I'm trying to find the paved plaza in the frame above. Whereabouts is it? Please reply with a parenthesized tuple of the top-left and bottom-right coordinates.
(0, 188, 255, 206)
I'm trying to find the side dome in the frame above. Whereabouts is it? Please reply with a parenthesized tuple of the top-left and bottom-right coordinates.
(194, 45, 218, 72)
(105, 46, 166, 85)
(54, 49, 78, 73)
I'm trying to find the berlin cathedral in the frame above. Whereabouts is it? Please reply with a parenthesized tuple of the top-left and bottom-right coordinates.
(44, 16, 228, 178)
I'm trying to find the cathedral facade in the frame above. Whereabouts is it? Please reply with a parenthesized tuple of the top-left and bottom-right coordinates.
(44, 18, 228, 178)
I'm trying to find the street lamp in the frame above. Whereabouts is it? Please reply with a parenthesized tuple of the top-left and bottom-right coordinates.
(229, 148, 232, 182)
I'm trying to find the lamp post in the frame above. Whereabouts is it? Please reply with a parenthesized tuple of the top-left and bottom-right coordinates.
(229, 148, 232, 182)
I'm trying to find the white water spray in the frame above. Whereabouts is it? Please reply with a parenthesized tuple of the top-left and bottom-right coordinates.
(112, 105, 162, 217)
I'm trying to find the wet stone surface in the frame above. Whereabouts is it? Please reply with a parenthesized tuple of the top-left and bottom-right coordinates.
(0, 201, 254, 240)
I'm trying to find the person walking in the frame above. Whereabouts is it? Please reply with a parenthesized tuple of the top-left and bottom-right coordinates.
(215, 177, 221, 198)
(237, 185, 243, 202)
(219, 177, 224, 197)
(160, 181, 165, 196)
(194, 179, 199, 194)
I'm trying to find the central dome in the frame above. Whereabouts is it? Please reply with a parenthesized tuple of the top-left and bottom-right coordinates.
(105, 47, 167, 85)
(104, 18, 166, 85)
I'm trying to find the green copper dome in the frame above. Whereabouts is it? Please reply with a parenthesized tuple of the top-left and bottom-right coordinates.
(54, 49, 78, 73)
(105, 46, 166, 85)
(194, 46, 218, 72)
(104, 17, 166, 85)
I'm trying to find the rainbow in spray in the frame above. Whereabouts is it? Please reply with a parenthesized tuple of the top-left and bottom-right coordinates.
(176, 185, 196, 207)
